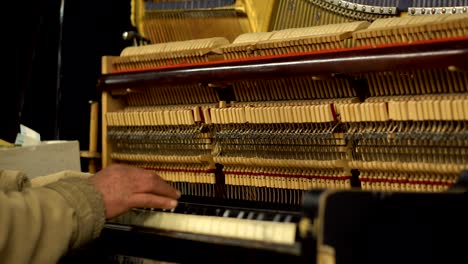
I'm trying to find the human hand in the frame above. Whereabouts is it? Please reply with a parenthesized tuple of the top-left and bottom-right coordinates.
(89, 164, 181, 219)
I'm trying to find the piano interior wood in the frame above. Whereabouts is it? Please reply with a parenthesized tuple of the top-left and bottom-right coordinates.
(129, 0, 468, 49)
(130, 0, 250, 43)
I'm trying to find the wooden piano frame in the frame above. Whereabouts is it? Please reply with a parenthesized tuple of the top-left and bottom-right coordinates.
(63, 37, 468, 264)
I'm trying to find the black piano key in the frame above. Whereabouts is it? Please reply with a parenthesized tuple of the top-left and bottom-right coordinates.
(246, 212, 256, 220)
(222, 209, 231, 217)
(237, 211, 246, 219)
(284, 215, 293, 223)
(256, 213, 265, 221)
(273, 214, 283, 222)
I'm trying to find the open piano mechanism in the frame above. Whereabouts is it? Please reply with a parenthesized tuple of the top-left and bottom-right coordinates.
(63, 7, 468, 264)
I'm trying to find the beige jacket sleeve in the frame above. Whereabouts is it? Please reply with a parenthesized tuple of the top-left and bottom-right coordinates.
(0, 170, 105, 264)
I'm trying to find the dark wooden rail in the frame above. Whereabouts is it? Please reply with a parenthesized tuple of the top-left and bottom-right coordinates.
(98, 37, 468, 91)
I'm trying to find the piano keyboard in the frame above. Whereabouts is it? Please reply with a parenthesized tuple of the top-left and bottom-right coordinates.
(109, 203, 301, 245)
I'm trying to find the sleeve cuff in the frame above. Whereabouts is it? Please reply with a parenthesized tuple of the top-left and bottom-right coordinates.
(31, 170, 93, 187)
(0, 169, 31, 192)
(45, 177, 106, 248)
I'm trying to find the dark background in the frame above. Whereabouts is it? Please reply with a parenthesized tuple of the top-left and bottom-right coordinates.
(1, 0, 134, 161)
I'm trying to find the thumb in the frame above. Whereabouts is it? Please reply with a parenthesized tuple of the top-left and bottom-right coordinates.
(128, 193, 178, 209)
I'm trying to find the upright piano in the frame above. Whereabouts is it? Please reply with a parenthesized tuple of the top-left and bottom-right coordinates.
(61, 1, 468, 263)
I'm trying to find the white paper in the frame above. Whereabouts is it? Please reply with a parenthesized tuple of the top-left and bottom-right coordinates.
(15, 125, 41, 146)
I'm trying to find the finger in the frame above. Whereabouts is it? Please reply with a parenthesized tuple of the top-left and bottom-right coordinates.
(130, 169, 181, 199)
(128, 193, 178, 209)
(145, 173, 181, 199)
